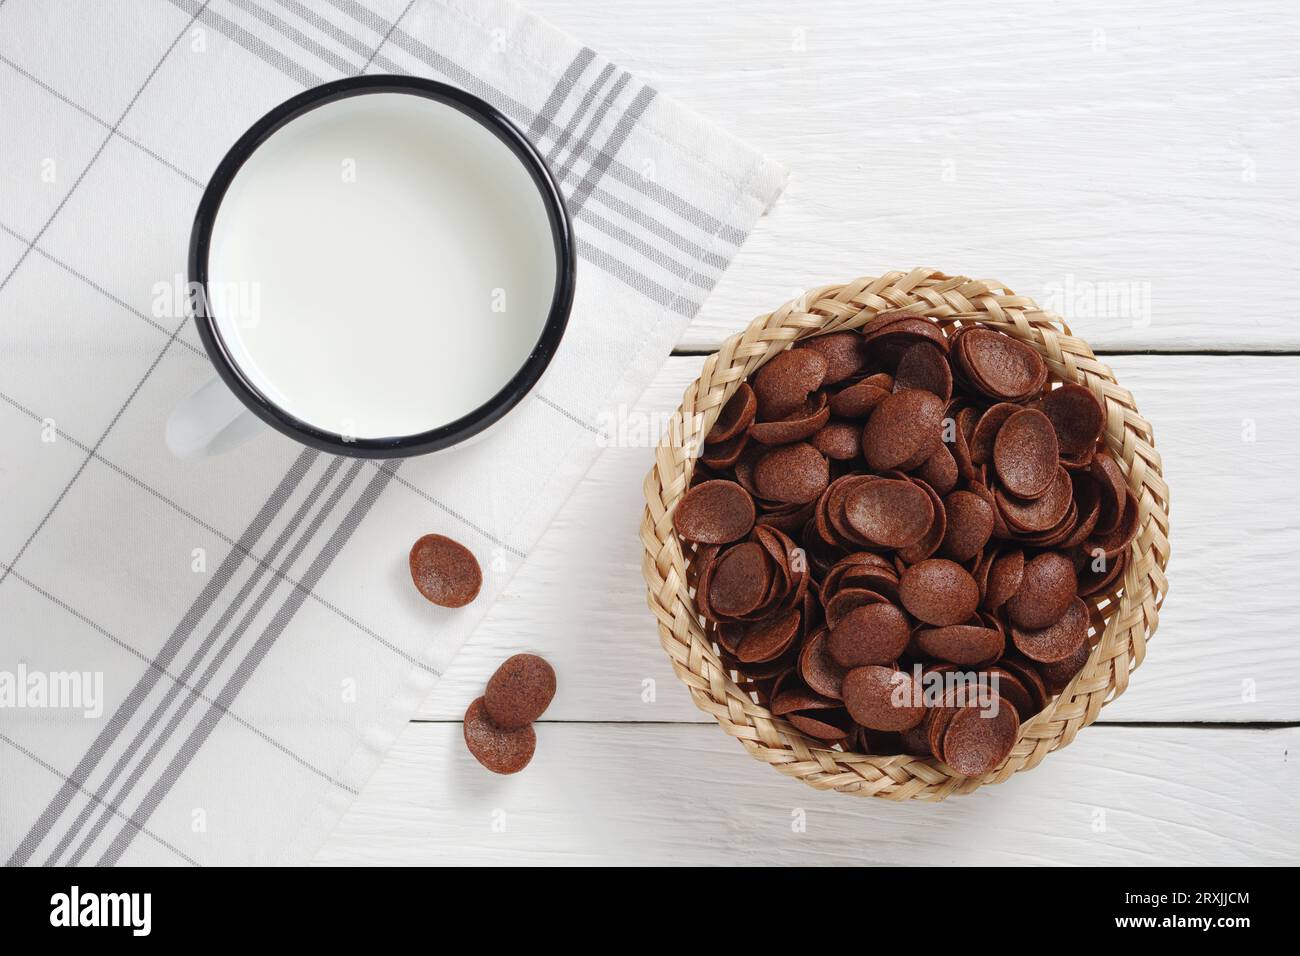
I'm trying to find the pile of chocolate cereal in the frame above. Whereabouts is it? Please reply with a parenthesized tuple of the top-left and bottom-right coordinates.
(673, 313, 1140, 776)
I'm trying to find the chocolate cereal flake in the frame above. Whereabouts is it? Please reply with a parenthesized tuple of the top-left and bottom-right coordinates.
(484, 654, 557, 730)
(409, 534, 482, 608)
(673, 479, 756, 544)
(464, 697, 536, 774)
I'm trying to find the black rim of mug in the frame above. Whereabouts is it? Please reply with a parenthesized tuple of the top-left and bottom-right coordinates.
(189, 74, 576, 459)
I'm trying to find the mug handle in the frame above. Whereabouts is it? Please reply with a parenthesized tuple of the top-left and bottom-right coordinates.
(165, 376, 265, 458)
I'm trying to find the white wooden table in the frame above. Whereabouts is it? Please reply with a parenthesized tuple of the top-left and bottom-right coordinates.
(316, 0, 1300, 865)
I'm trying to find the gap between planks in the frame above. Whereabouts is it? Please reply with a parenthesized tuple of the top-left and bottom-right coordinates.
(418, 354, 1299, 724)
(669, 348, 1300, 358)
(407, 719, 1300, 728)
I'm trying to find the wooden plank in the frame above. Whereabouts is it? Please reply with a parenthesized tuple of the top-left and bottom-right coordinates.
(315, 723, 1298, 865)
(415, 355, 1300, 723)
(530, 0, 1300, 351)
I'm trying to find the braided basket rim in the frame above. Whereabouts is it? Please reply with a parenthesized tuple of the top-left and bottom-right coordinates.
(641, 269, 1171, 800)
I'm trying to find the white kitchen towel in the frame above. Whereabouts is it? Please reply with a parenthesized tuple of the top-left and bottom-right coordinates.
(0, 0, 784, 865)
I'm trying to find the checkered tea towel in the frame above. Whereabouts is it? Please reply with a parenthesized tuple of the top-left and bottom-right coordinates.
(0, 0, 784, 865)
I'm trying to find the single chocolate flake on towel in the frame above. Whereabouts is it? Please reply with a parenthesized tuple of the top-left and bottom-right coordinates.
(409, 533, 483, 608)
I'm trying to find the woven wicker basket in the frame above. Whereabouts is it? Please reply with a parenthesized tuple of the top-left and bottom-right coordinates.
(641, 269, 1171, 800)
